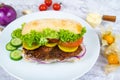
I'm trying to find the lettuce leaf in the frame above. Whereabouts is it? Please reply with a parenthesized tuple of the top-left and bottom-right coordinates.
(42, 28, 59, 39)
(22, 30, 48, 47)
(59, 27, 86, 42)
(11, 28, 22, 39)
(12, 27, 86, 47)
(21, 28, 59, 47)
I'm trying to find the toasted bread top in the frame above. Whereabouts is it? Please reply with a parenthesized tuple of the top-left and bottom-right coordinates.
(22, 19, 83, 35)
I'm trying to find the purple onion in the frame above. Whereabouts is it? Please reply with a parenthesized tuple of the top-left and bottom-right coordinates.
(74, 44, 86, 58)
(0, 3, 17, 26)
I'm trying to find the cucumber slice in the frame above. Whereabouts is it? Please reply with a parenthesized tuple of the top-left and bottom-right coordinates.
(11, 32, 16, 38)
(6, 42, 17, 51)
(10, 38, 22, 47)
(10, 50, 23, 61)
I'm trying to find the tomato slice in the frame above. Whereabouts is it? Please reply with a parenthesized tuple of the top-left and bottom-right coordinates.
(59, 37, 83, 47)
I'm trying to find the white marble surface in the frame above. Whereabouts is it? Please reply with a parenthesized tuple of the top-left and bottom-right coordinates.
(0, 0, 120, 80)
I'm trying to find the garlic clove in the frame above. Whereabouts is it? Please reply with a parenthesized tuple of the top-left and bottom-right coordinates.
(22, 10, 32, 15)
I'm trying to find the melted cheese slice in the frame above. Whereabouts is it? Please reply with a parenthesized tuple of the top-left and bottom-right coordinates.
(22, 19, 83, 35)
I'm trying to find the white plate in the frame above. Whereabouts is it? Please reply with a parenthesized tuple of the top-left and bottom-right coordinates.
(0, 11, 100, 80)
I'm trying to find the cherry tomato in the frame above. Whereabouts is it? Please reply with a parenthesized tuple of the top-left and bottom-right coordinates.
(44, 0, 52, 7)
(53, 3, 61, 11)
(59, 37, 83, 47)
(39, 4, 48, 11)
